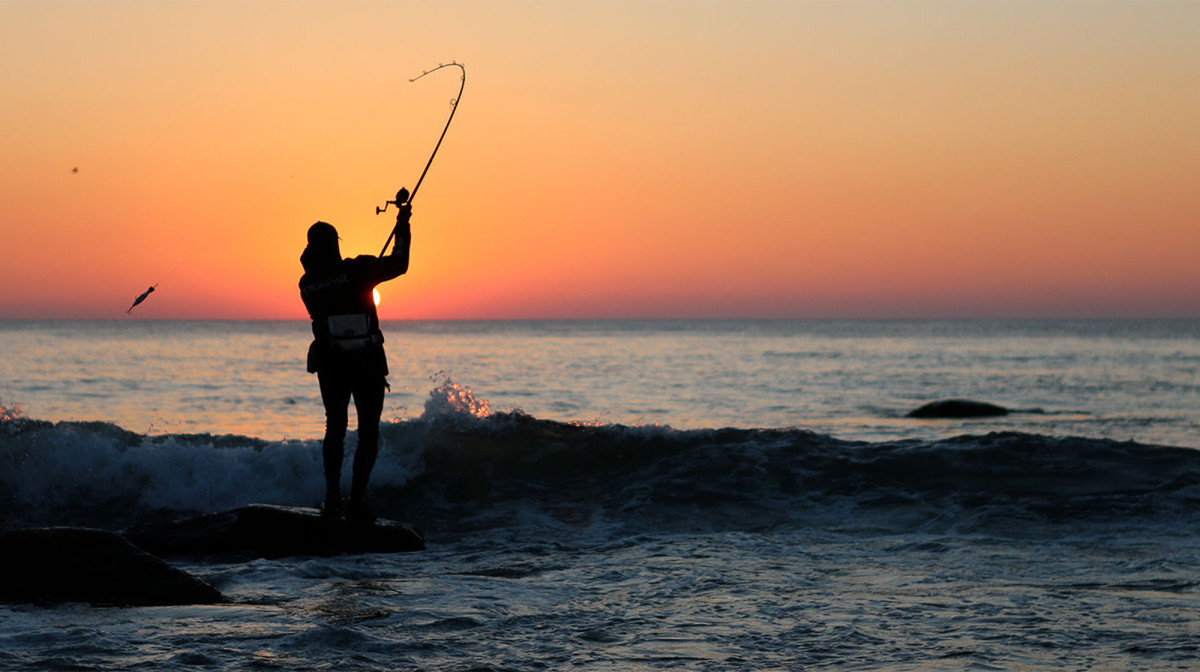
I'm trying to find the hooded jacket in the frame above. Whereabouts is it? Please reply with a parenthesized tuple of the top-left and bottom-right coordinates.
(299, 221, 410, 374)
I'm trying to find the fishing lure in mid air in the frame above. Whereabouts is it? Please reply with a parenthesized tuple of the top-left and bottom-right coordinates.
(125, 285, 157, 314)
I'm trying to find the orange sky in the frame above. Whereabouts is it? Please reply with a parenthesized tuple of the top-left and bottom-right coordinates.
(2, 1, 1198, 320)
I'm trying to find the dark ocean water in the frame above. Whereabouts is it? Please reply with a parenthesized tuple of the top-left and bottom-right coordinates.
(2, 319, 1198, 670)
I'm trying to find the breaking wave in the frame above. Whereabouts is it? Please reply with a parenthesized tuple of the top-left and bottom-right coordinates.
(3, 387, 1199, 538)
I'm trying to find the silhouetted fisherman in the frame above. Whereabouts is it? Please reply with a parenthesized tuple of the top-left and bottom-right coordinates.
(299, 206, 412, 520)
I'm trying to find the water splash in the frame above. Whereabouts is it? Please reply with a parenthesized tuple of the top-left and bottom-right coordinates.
(420, 376, 491, 423)
(0, 399, 36, 437)
(0, 399, 24, 423)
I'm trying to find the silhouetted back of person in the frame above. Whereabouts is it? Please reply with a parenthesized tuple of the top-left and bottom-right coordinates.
(299, 207, 411, 520)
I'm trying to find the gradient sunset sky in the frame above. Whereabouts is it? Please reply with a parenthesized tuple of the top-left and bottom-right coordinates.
(2, 1, 1197, 320)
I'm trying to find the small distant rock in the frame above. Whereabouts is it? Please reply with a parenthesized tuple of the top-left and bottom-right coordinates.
(906, 399, 1010, 419)
(0, 528, 224, 606)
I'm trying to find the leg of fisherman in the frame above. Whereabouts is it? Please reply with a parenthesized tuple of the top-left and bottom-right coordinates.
(318, 369, 353, 515)
(347, 372, 385, 521)
(300, 209, 411, 522)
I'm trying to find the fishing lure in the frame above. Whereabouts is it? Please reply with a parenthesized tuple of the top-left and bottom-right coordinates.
(125, 285, 156, 314)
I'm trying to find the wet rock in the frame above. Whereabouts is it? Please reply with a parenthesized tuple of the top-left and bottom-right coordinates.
(124, 504, 425, 560)
(906, 399, 1010, 419)
(0, 527, 224, 606)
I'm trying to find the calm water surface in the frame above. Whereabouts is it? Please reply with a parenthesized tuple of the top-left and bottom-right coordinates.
(1, 319, 1198, 446)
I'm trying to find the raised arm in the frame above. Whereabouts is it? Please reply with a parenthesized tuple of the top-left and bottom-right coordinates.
(374, 205, 412, 283)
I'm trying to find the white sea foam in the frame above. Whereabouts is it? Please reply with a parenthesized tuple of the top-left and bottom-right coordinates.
(0, 375, 506, 526)
(0, 424, 435, 526)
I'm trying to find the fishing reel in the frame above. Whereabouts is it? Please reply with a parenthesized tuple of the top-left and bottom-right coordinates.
(376, 187, 410, 215)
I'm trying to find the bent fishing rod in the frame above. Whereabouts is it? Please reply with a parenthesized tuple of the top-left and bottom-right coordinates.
(376, 61, 466, 256)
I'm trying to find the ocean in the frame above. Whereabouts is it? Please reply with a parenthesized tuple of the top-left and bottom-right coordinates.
(2, 319, 1199, 670)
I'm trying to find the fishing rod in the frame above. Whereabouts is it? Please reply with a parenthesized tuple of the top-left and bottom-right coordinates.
(376, 61, 466, 257)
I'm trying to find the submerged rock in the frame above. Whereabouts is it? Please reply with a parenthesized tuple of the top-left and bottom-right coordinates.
(906, 399, 1010, 419)
(0, 527, 225, 606)
(124, 504, 426, 560)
